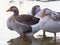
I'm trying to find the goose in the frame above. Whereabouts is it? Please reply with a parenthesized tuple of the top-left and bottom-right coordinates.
(28, 5, 41, 17)
(39, 8, 60, 41)
(31, 5, 41, 16)
(6, 6, 40, 38)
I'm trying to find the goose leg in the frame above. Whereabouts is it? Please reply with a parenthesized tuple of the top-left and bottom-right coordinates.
(54, 32, 56, 42)
(43, 30, 46, 38)
(21, 33, 26, 38)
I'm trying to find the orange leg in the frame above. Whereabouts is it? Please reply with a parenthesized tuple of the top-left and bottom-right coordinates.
(21, 33, 26, 38)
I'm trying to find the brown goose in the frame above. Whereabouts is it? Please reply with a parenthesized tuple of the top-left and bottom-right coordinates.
(6, 6, 40, 38)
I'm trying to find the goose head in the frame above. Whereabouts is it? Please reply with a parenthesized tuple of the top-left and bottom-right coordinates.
(40, 8, 52, 18)
(6, 6, 19, 15)
(32, 5, 41, 16)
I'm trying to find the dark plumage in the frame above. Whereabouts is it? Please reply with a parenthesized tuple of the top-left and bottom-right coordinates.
(15, 14, 39, 25)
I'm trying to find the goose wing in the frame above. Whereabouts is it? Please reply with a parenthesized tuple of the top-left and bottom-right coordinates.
(15, 14, 40, 25)
(51, 15, 60, 21)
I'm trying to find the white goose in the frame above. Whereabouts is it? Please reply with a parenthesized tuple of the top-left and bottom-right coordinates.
(39, 8, 60, 41)
(6, 6, 41, 38)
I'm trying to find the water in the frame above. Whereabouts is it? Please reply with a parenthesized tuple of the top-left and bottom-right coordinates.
(0, 0, 60, 45)
(7, 36, 60, 45)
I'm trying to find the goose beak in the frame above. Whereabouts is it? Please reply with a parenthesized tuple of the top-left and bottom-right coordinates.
(6, 8, 11, 12)
(41, 13, 46, 18)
